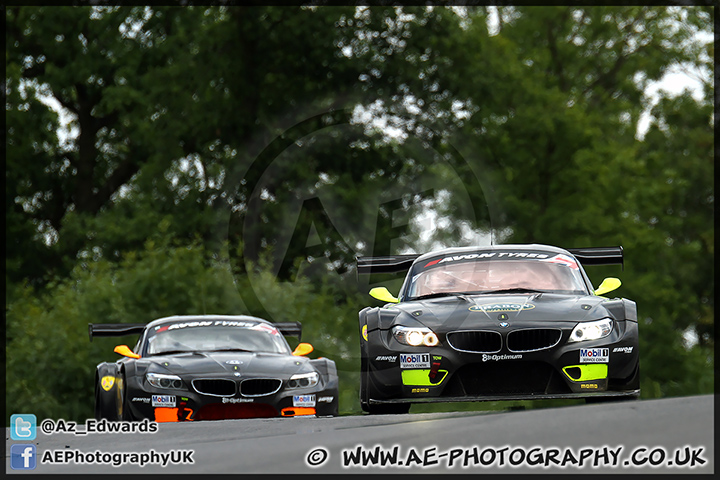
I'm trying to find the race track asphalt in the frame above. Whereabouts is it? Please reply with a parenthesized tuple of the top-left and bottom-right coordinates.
(5, 394, 714, 475)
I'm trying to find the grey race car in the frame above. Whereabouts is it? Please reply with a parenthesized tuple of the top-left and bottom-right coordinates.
(90, 315, 339, 422)
(357, 244, 640, 414)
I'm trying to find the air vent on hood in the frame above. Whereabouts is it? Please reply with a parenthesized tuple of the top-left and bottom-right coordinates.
(240, 378, 282, 397)
(447, 331, 502, 353)
(192, 378, 236, 397)
(507, 328, 562, 352)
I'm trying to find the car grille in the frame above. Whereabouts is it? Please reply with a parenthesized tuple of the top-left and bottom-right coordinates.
(446, 331, 502, 353)
(192, 379, 236, 397)
(507, 328, 562, 352)
(443, 362, 571, 396)
(240, 378, 282, 397)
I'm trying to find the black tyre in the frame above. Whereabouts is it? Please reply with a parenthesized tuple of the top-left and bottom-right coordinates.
(118, 370, 135, 421)
(359, 356, 370, 413)
(359, 319, 370, 413)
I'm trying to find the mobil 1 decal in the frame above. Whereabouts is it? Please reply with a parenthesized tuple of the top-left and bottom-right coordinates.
(580, 348, 609, 363)
(400, 353, 430, 369)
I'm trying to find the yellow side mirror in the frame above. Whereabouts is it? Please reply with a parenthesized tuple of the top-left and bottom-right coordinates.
(114, 345, 141, 359)
(594, 277, 621, 296)
(369, 286, 400, 304)
(292, 342, 314, 356)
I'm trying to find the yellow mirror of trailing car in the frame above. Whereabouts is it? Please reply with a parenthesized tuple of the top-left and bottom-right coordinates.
(114, 345, 141, 359)
(594, 277, 621, 296)
(369, 286, 400, 304)
(292, 342, 314, 356)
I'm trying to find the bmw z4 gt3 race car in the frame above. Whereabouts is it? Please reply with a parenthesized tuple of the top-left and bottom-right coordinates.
(357, 244, 639, 414)
(90, 315, 339, 422)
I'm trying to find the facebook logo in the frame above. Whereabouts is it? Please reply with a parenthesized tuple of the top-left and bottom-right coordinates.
(11, 444, 37, 470)
(10, 414, 36, 440)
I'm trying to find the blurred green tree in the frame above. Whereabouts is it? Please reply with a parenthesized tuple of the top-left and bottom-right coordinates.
(5, 6, 713, 420)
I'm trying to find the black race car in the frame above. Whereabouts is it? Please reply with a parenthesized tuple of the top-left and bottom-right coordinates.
(357, 244, 640, 414)
(90, 315, 339, 422)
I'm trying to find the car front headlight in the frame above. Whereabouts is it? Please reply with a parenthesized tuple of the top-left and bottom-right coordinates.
(392, 325, 439, 347)
(568, 318, 613, 343)
(146, 373, 185, 390)
(288, 372, 319, 389)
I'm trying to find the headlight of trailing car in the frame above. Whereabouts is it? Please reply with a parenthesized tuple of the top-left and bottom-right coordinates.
(392, 325, 439, 347)
(146, 373, 185, 390)
(568, 318, 613, 343)
(287, 372, 319, 389)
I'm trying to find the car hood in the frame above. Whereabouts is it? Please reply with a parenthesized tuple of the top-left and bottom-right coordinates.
(140, 351, 309, 377)
(385, 293, 613, 331)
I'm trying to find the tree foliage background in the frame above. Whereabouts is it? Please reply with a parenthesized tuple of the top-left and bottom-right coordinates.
(5, 5, 714, 421)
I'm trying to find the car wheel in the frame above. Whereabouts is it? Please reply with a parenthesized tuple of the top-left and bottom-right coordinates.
(94, 383, 103, 420)
(119, 372, 135, 421)
(359, 359, 370, 413)
(359, 321, 370, 413)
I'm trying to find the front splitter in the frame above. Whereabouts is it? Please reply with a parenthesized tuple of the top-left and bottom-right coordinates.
(369, 389, 640, 404)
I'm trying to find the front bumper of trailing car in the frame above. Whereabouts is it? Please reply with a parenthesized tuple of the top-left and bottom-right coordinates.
(123, 373, 338, 421)
(363, 319, 639, 405)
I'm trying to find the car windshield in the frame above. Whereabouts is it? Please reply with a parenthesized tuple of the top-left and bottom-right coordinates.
(406, 257, 587, 299)
(144, 321, 291, 356)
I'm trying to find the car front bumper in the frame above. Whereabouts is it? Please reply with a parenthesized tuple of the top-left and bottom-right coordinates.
(124, 375, 338, 421)
(364, 320, 639, 404)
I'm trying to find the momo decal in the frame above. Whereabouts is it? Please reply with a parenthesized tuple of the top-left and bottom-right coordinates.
(469, 304, 536, 313)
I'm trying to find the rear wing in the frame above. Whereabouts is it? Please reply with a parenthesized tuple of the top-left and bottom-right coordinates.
(356, 254, 421, 275)
(356, 246, 624, 274)
(89, 321, 304, 342)
(567, 247, 624, 270)
(274, 321, 302, 341)
(88, 323, 146, 341)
